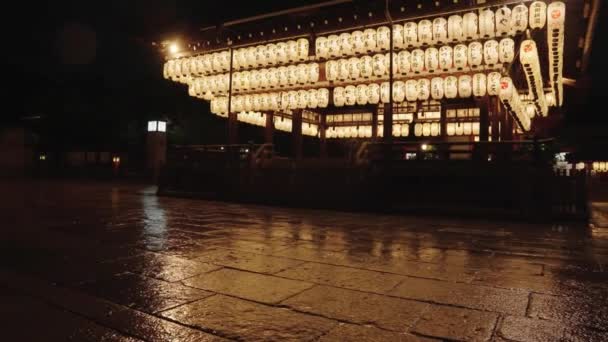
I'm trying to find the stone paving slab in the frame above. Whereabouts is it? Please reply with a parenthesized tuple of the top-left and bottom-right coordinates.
(528, 292, 608, 331)
(183, 268, 314, 304)
(496, 316, 566, 342)
(411, 305, 498, 342)
(192, 248, 305, 274)
(318, 323, 439, 342)
(282, 285, 429, 332)
(389, 276, 529, 315)
(161, 294, 336, 341)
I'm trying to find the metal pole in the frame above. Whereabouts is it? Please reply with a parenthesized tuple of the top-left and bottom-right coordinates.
(227, 47, 238, 144)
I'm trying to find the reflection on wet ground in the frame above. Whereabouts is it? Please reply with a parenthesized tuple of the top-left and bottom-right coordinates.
(2, 180, 607, 341)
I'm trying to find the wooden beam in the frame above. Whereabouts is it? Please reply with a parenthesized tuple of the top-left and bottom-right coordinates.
(228, 112, 238, 144)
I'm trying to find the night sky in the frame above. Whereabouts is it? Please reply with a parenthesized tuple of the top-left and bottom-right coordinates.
(6, 0, 608, 150)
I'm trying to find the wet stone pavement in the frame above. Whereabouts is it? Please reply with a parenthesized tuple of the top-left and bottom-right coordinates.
(2, 180, 608, 341)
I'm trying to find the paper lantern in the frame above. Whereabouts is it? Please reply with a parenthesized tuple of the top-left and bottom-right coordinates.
(308, 63, 320, 84)
(325, 60, 338, 82)
(288, 90, 299, 109)
(390, 53, 400, 75)
(398, 50, 411, 76)
(232, 96, 243, 112)
(363, 28, 377, 53)
(529, 1, 547, 29)
(425, 48, 439, 73)
(287, 65, 298, 86)
(411, 49, 425, 74)
(279, 92, 289, 110)
(247, 70, 259, 90)
(483, 40, 499, 66)
(472, 73, 487, 97)
(438, 46, 452, 71)
(472, 122, 480, 135)
(499, 38, 515, 64)
(338, 59, 350, 81)
(240, 70, 250, 90)
(297, 90, 309, 109)
(287, 40, 298, 62)
(479, 9, 495, 38)
(444, 76, 458, 99)
(468, 42, 483, 69)
(548, 1, 566, 106)
(458, 75, 472, 98)
(463, 122, 472, 135)
(316, 37, 328, 59)
(511, 4, 529, 33)
(400, 124, 409, 137)
(487, 72, 501, 96)
(431, 122, 440, 137)
(261, 93, 271, 110)
(211, 52, 222, 72)
(377, 26, 391, 51)
(318, 88, 330, 108)
(403, 22, 418, 47)
(422, 123, 431, 137)
(520, 39, 547, 116)
(405, 80, 418, 102)
(368, 83, 380, 104)
(305, 89, 317, 109)
(495, 6, 512, 36)
(380, 82, 390, 103)
(414, 123, 422, 137)
(255, 45, 267, 66)
(431, 77, 444, 100)
(455, 122, 464, 135)
(393, 81, 405, 103)
(262, 69, 273, 89)
(269, 93, 280, 110)
(418, 79, 430, 101)
(463, 12, 478, 39)
(339, 33, 352, 56)
(234, 49, 246, 70)
(499, 77, 515, 101)
(352, 30, 365, 54)
(265, 44, 277, 66)
(372, 54, 387, 77)
(453, 44, 468, 70)
(448, 15, 464, 42)
(277, 66, 288, 87)
(348, 57, 361, 80)
(296, 64, 308, 85)
(356, 84, 369, 105)
(433, 17, 448, 44)
(333, 87, 345, 107)
(220, 73, 230, 92)
(244, 47, 256, 67)
(393, 124, 402, 137)
(360, 56, 373, 79)
(546, 92, 556, 106)
(252, 94, 262, 111)
(447, 123, 455, 136)
(392, 24, 404, 49)
(267, 68, 278, 88)
(297, 38, 309, 61)
(345, 85, 357, 106)
(418, 20, 433, 46)
(327, 35, 339, 58)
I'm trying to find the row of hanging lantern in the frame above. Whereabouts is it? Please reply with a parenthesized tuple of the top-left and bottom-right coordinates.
(592, 162, 608, 173)
(326, 126, 373, 139)
(237, 111, 267, 127)
(274, 117, 293, 133)
(233, 38, 310, 70)
(446, 122, 481, 136)
(332, 72, 503, 106)
(231, 63, 320, 92)
(324, 121, 482, 139)
(210, 97, 230, 116)
(547, 1, 565, 107)
(519, 39, 548, 117)
(315, 3, 542, 60)
(498, 77, 531, 131)
(302, 123, 319, 136)
(325, 38, 512, 82)
(225, 89, 331, 113)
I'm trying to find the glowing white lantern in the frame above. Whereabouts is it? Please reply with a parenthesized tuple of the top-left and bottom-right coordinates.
(356, 84, 369, 105)
(261, 93, 271, 110)
(269, 93, 280, 110)
(548, 1, 566, 106)
(499, 38, 515, 64)
(447, 123, 455, 136)
(277, 42, 288, 64)
(431, 122, 440, 136)
(431, 77, 444, 100)
(318, 88, 330, 108)
(252, 94, 262, 111)
(473, 73, 487, 97)
(276, 66, 287, 87)
(463, 122, 472, 135)
(403, 22, 418, 47)
(499, 77, 514, 100)
(391, 53, 400, 75)
(414, 123, 422, 137)
(248, 70, 259, 90)
(210, 53, 221, 72)
(363, 29, 377, 53)
(279, 92, 289, 110)
(433, 17, 448, 44)
(453, 44, 468, 70)
(235, 49, 246, 70)
(372, 54, 387, 77)
(327, 35, 339, 58)
(347, 57, 361, 80)
(425, 48, 439, 73)
(405, 80, 418, 102)
(393, 124, 402, 137)
(221, 52, 231, 71)
(308, 63, 320, 84)
(439, 46, 452, 71)
(316, 37, 328, 58)
(418, 79, 430, 101)
(393, 81, 405, 103)
(458, 75, 472, 98)
(400, 124, 409, 137)
(297, 90, 309, 109)
(333, 87, 345, 107)
(255, 45, 266, 66)
(368, 83, 380, 104)
(294, 64, 307, 85)
(418, 20, 433, 45)
(288, 90, 299, 109)
(393, 24, 404, 49)
(325, 60, 337, 82)
(287, 40, 298, 62)
(468, 42, 483, 69)
(397, 51, 410, 76)
(529, 1, 547, 29)
(473, 122, 480, 135)
(483, 40, 499, 66)
(245, 47, 257, 67)
(448, 15, 464, 42)
(380, 82, 390, 103)
(511, 4, 529, 33)
(455, 122, 464, 135)
(479, 9, 495, 38)
(297, 38, 309, 61)
(265, 44, 277, 66)
(487, 72, 501, 96)
(463, 12, 478, 39)
(444, 76, 458, 99)
(240, 70, 250, 90)
(287, 65, 298, 86)
(266, 68, 278, 89)
(546, 92, 556, 107)
(411, 49, 425, 74)
(345, 85, 357, 106)
(307, 89, 318, 109)
(262, 69, 273, 89)
(423, 123, 431, 136)
(377, 26, 391, 51)
(339, 33, 352, 56)
(495, 6, 512, 36)
(349, 31, 363, 54)
(338, 59, 350, 81)
(520, 39, 548, 116)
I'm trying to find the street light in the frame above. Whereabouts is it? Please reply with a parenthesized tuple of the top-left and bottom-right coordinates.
(169, 43, 179, 54)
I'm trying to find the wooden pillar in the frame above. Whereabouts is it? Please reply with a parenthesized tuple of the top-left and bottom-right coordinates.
(372, 106, 378, 139)
(382, 103, 393, 143)
(499, 101, 509, 142)
(479, 97, 489, 142)
(292, 109, 303, 160)
(440, 101, 447, 140)
(320, 114, 327, 159)
(490, 97, 500, 142)
(265, 111, 274, 144)
(228, 112, 238, 144)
